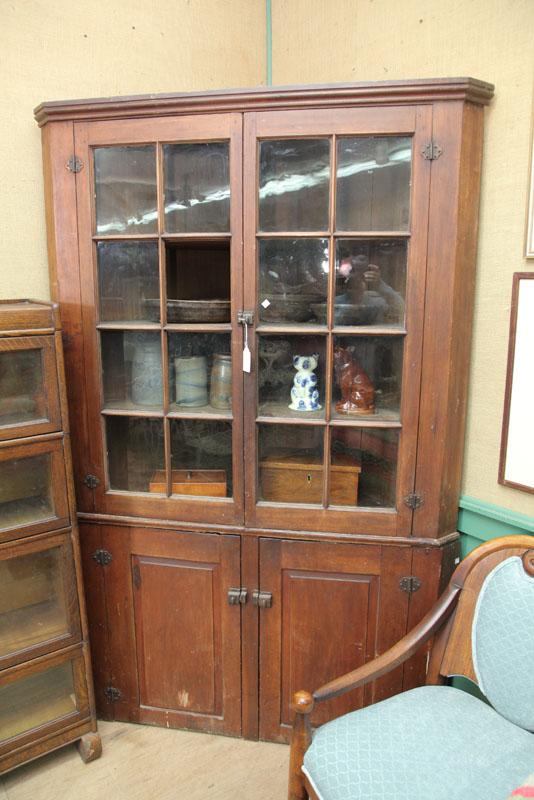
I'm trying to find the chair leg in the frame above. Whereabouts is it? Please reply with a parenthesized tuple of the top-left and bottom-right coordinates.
(77, 732, 102, 763)
(288, 691, 314, 800)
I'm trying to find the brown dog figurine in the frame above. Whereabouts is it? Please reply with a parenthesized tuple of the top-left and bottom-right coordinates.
(333, 346, 375, 415)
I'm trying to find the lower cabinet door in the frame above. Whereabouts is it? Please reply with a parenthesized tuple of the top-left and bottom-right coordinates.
(80, 524, 242, 736)
(258, 538, 412, 742)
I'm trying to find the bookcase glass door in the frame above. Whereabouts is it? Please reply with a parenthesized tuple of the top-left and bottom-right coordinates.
(75, 114, 243, 523)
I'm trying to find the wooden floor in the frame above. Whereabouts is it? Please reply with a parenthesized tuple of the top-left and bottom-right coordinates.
(0, 722, 289, 800)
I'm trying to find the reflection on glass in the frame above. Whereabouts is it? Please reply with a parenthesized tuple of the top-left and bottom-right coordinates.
(259, 139, 330, 231)
(0, 454, 53, 531)
(165, 241, 230, 323)
(94, 146, 157, 235)
(334, 240, 406, 327)
(0, 350, 46, 428)
(0, 661, 77, 742)
(336, 137, 411, 231)
(106, 417, 164, 492)
(164, 142, 230, 233)
(98, 241, 160, 323)
(332, 336, 403, 421)
(168, 333, 231, 413)
(258, 239, 329, 324)
(0, 547, 69, 658)
(258, 424, 324, 504)
(101, 331, 162, 411)
(258, 335, 326, 419)
(169, 419, 232, 498)
(330, 427, 398, 507)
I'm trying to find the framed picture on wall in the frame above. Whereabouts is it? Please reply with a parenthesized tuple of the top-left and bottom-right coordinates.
(499, 272, 534, 492)
(527, 121, 534, 258)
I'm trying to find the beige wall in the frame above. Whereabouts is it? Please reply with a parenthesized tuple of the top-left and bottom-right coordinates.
(0, 0, 265, 299)
(272, 0, 534, 516)
(1, 0, 533, 515)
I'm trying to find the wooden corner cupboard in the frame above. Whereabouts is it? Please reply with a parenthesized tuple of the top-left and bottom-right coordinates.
(0, 300, 101, 773)
(35, 77, 494, 742)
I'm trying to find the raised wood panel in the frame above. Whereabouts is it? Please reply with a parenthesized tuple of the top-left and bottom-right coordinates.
(133, 555, 221, 715)
(258, 538, 412, 742)
(280, 569, 378, 726)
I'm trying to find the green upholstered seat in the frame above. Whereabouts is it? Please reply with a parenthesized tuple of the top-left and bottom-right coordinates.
(303, 685, 534, 800)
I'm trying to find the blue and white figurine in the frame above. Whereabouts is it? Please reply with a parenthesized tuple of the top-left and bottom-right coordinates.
(289, 354, 322, 412)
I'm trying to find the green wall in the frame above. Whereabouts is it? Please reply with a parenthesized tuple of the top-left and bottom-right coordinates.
(458, 495, 534, 556)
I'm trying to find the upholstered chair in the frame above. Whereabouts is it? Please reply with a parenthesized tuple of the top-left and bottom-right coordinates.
(288, 535, 534, 800)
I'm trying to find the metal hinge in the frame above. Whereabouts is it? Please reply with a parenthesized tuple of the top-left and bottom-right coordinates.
(228, 587, 248, 605)
(237, 310, 254, 326)
(399, 576, 422, 594)
(83, 474, 100, 489)
(104, 685, 122, 703)
(92, 549, 113, 566)
(404, 492, 423, 510)
(66, 155, 84, 173)
(421, 141, 443, 161)
(252, 590, 273, 608)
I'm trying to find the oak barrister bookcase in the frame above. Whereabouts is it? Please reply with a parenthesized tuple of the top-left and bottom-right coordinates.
(0, 300, 100, 772)
(35, 77, 494, 742)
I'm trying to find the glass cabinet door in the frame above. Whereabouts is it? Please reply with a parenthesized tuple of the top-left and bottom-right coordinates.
(0, 336, 61, 441)
(0, 647, 89, 752)
(244, 106, 431, 536)
(0, 532, 81, 669)
(74, 114, 243, 524)
(0, 438, 70, 543)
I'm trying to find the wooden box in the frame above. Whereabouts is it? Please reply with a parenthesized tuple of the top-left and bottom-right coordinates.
(260, 453, 361, 505)
(149, 469, 227, 497)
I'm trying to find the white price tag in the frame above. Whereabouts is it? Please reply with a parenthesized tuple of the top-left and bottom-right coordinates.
(243, 344, 251, 373)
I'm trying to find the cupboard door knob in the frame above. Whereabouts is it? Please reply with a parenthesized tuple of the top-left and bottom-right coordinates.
(252, 590, 273, 608)
(228, 587, 248, 605)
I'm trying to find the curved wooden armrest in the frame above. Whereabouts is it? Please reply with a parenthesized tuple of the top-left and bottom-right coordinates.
(313, 583, 461, 703)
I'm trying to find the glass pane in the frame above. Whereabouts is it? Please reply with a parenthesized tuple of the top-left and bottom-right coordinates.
(0, 454, 54, 531)
(0, 661, 76, 742)
(258, 335, 326, 419)
(336, 136, 412, 231)
(0, 547, 69, 658)
(0, 350, 47, 427)
(258, 239, 329, 325)
(168, 333, 231, 414)
(106, 417, 164, 492)
(169, 420, 232, 498)
(98, 241, 160, 324)
(94, 146, 157, 235)
(330, 427, 398, 507)
(164, 142, 230, 233)
(101, 331, 163, 412)
(335, 240, 407, 327)
(332, 336, 403, 422)
(165, 241, 230, 322)
(258, 424, 324, 504)
(259, 139, 330, 232)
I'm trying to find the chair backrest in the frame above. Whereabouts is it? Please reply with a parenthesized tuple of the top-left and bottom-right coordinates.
(438, 536, 534, 731)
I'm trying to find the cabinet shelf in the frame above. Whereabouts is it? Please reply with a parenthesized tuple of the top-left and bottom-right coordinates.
(167, 403, 232, 420)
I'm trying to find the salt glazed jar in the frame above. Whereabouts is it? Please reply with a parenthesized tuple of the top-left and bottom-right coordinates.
(175, 356, 208, 407)
(210, 354, 232, 410)
(130, 336, 163, 407)
(289, 353, 321, 411)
